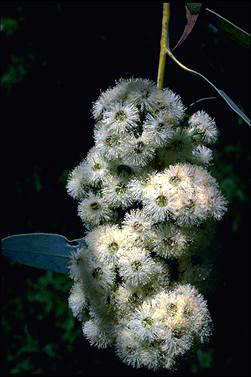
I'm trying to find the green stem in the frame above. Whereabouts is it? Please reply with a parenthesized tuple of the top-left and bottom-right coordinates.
(157, 3, 170, 89)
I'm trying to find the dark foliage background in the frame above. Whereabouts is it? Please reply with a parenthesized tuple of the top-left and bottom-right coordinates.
(1, 1, 250, 376)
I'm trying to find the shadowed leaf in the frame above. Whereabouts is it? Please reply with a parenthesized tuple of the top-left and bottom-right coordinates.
(164, 47, 250, 126)
(205, 7, 251, 48)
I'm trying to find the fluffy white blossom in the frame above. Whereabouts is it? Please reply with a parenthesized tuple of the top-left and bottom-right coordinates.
(102, 102, 140, 135)
(66, 160, 89, 200)
(68, 280, 87, 320)
(118, 245, 169, 289)
(78, 193, 113, 229)
(82, 317, 114, 349)
(67, 78, 227, 371)
(191, 144, 213, 165)
(188, 110, 218, 144)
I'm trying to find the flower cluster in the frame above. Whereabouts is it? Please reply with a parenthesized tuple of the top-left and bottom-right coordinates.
(66, 78, 227, 370)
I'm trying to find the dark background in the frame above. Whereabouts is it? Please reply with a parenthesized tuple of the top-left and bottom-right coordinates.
(1, 1, 250, 376)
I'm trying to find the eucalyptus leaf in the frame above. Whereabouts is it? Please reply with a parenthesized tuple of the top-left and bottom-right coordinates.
(186, 3, 203, 15)
(205, 8, 251, 48)
(1, 233, 86, 274)
(218, 90, 250, 126)
(164, 47, 250, 126)
(173, 3, 202, 51)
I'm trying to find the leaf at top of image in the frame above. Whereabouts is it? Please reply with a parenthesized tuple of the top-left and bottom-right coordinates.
(172, 3, 203, 51)
(205, 7, 251, 49)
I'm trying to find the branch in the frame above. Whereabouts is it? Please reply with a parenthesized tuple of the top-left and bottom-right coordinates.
(157, 3, 170, 89)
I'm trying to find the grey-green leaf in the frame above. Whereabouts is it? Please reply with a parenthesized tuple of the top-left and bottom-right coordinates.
(1, 233, 86, 274)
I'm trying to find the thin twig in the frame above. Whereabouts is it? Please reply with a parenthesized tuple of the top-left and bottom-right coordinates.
(157, 3, 170, 89)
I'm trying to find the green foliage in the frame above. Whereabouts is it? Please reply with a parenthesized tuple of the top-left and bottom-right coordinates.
(191, 347, 215, 374)
(1, 55, 28, 91)
(2, 268, 82, 375)
(0, 17, 19, 37)
(0, 15, 31, 93)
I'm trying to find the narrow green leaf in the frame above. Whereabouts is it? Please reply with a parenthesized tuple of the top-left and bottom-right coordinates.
(1, 233, 86, 274)
(205, 8, 251, 48)
(164, 47, 250, 126)
(218, 90, 250, 126)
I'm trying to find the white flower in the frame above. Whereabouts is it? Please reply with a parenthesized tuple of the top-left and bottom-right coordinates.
(67, 78, 226, 371)
(85, 224, 124, 266)
(68, 280, 87, 320)
(118, 246, 169, 289)
(119, 133, 157, 168)
(94, 127, 124, 162)
(148, 87, 185, 123)
(91, 83, 126, 120)
(191, 145, 213, 166)
(78, 193, 113, 229)
(188, 110, 218, 144)
(82, 317, 114, 349)
(121, 209, 153, 243)
(143, 112, 175, 148)
(102, 102, 140, 135)
(66, 160, 89, 200)
(150, 223, 193, 259)
(101, 174, 134, 209)
(118, 77, 156, 111)
(83, 146, 111, 186)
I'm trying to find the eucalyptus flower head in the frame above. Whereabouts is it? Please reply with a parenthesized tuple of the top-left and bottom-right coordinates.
(92, 78, 154, 119)
(142, 164, 195, 223)
(142, 163, 226, 226)
(149, 223, 200, 259)
(116, 132, 157, 169)
(67, 78, 227, 371)
(111, 284, 147, 317)
(92, 78, 185, 125)
(115, 77, 157, 112)
(94, 127, 124, 162)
